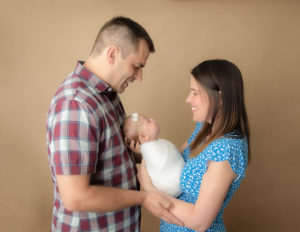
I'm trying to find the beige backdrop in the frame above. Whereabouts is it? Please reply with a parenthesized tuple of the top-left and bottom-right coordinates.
(1, 0, 300, 231)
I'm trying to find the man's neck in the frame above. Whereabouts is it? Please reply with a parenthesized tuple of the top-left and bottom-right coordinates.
(84, 56, 111, 85)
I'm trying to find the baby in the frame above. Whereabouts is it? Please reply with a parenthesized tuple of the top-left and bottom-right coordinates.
(122, 113, 185, 197)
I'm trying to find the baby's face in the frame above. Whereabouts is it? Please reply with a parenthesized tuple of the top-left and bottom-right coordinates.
(138, 115, 160, 140)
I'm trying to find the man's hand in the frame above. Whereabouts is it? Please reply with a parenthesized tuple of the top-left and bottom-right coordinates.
(124, 137, 142, 163)
(142, 191, 184, 226)
(124, 137, 141, 154)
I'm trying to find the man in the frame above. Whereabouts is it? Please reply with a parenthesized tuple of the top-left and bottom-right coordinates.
(47, 16, 182, 231)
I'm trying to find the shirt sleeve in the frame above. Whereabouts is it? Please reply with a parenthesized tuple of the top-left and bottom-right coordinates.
(47, 100, 99, 175)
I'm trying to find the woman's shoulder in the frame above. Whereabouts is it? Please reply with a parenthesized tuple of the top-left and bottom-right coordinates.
(204, 131, 248, 178)
(208, 131, 247, 152)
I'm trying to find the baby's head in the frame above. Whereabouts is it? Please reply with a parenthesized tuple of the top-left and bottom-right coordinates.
(122, 113, 160, 144)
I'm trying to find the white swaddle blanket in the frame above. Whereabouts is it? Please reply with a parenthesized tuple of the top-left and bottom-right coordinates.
(140, 139, 185, 197)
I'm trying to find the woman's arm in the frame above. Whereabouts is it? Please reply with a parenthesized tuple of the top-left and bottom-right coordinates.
(167, 161, 237, 231)
(138, 160, 237, 231)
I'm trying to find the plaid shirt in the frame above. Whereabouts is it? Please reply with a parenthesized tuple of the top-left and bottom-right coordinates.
(47, 61, 140, 231)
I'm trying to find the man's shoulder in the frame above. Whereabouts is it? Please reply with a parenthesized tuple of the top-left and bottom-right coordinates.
(52, 73, 103, 109)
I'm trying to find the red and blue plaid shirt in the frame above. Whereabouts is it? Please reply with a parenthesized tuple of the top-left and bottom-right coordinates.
(47, 61, 140, 231)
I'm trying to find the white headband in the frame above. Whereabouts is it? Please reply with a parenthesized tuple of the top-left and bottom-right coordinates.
(131, 113, 139, 122)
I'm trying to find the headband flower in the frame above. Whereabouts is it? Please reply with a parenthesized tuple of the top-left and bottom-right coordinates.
(131, 113, 139, 122)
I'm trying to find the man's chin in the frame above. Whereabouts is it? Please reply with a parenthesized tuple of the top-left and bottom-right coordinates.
(118, 87, 126, 94)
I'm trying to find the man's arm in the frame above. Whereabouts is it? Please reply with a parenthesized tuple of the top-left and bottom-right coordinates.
(56, 174, 184, 226)
(57, 174, 143, 212)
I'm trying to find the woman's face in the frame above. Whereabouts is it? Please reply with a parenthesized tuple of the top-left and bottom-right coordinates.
(186, 76, 211, 123)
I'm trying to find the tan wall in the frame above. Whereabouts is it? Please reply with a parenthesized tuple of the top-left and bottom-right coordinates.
(1, 0, 299, 231)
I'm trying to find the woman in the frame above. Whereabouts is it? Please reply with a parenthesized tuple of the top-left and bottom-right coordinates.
(138, 59, 250, 231)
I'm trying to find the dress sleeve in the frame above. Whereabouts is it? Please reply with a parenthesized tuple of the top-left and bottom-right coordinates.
(204, 137, 248, 182)
(47, 100, 99, 175)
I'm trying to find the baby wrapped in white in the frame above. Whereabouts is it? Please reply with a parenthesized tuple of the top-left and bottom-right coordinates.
(140, 139, 185, 197)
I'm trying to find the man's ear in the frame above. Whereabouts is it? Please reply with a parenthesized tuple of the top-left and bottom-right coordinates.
(106, 46, 120, 65)
(139, 133, 149, 143)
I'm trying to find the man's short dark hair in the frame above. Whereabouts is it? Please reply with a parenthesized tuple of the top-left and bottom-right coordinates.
(91, 16, 155, 58)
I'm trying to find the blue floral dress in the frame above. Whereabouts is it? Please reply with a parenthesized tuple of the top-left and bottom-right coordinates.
(160, 122, 248, 231)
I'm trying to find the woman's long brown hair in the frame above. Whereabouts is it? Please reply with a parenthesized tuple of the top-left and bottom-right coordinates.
(189, 59, 250, 163)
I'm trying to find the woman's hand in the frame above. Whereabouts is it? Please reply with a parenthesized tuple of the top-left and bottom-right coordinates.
(137, 159, 156, 192)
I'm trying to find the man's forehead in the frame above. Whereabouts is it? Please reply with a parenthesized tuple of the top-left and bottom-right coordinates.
(136, 39, 150, 61)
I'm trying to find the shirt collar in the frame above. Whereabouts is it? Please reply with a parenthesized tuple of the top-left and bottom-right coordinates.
(74, 61, 115, 94)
